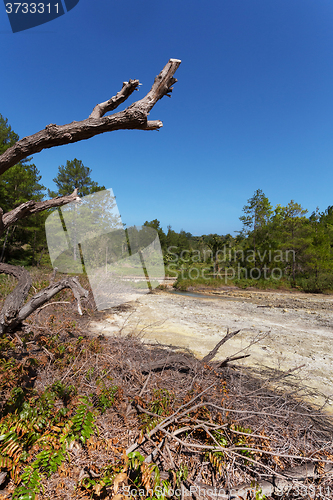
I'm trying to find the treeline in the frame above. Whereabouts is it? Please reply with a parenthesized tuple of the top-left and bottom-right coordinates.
(145, 189, 333, 292)
(234, 189, 333, 291)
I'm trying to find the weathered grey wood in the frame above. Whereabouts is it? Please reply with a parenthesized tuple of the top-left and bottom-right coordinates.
(0, 59, 181, 175)
(14, 277, 88, 326)
(0, 263, 32, 333)
(0, 267, 88, 334)
(89, 79, 140, 119)
(190, 462, 333, 499)
(202, 329, 241, 364)
(141, 331, 245, 374)
(0, 189, 80, 238)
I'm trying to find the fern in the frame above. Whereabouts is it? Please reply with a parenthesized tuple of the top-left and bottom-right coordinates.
(71, 397, 96, 444)
(207, 451, 225, 475)
(31, 448, 67, 476)
(12, 467, 42, 500)
(150, 389, 174, 416)
(95, 379, 118, 414)
(127, 452, 174, 500)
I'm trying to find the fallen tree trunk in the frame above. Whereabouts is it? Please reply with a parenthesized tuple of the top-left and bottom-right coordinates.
(0, 263, 88, 334)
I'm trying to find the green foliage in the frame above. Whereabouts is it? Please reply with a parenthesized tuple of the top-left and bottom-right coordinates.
(150, 389, 174, 416)
(232, 276, 290, 290)
(127, 451, 172, 500)
(240, 189, 273, 235)
(250, 482, 266, 500)
(0, 114, 19, 156)
(295, 273, 333, 293)
(206, 424, 255, 476)
(95, 379, 118, 414)
(139, 389, 175, 436)
(71, 397, 96, 444)
(127, 450, 145, 469)
(50, 380, 77, 404)
(12, 467, 42, 500)
(162, 190, 333, 293)
(0, 114, 47, 265)
(0, 370, 103, 498)
(175, 463, 188, 486)
(49, 158, 105, 198)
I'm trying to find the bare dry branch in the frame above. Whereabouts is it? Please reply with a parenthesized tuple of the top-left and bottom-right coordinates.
(89, 80, 140, 119)
(0, 189, 81, 237)
(0, 59, 181, 176)
(202, 329, 241, 364)
(16, 277, 88, 324)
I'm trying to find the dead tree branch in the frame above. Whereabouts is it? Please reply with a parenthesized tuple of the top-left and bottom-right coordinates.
(0, 59, 181, 175)
(0, 189, 81, 238)
(141, 330, 245, 374)
(0, 265, 88, 334)
(89, 80, 140, 119)
(202, 329, 241, 364)
(0, 264, 32, 332)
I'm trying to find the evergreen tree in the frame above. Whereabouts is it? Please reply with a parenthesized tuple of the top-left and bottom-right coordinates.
(239, 189, 273, 268)
(143, 219, 166, 251)
(320, 205, 333, 248)
(0, 114, 46, 263)
(0, 114, 19, 155)
(0, 163, 45, 212)
(310, 209, 332, 273)
(49, 159, 105, 198)
(203, 234, 224, 276)
(272, 201, 309, 283)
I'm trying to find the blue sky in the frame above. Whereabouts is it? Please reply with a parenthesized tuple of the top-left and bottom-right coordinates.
(1, 0, 333, 236)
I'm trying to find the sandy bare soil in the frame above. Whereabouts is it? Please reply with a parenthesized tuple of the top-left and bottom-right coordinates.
(89, 288, 333, 414)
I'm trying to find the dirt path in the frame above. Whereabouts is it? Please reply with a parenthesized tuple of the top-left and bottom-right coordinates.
(89, 288, 333, 413)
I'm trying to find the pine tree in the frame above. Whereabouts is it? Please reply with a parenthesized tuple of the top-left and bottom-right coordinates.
(273, 201, 309, 283)
(203, 234, 224, 276)
(239, 189, 273, 268)
(143, 220, 167, 251)
(49, 159, 105, 198)
(0, 114, 46, 263)
(0, 114, 19, 156)
(308, 209, 332, 278)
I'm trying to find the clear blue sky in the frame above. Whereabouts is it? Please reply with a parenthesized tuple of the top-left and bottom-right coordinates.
(1, 0, 333, 236)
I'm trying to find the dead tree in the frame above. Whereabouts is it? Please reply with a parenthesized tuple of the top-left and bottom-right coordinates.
(0, 59, 181, 335)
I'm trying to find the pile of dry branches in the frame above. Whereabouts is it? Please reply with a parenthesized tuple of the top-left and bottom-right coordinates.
(0, 294, 332, 499)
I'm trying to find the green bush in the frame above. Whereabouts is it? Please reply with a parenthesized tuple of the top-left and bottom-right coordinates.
(296, 274, 333, 293)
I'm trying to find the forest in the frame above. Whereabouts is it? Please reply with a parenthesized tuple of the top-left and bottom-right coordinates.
(145, 189, 333, 293)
